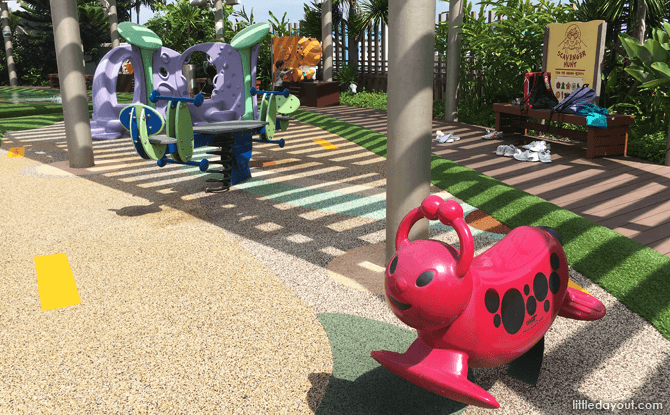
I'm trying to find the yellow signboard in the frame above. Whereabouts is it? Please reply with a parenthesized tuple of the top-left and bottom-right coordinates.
(544, 21, 606, 101)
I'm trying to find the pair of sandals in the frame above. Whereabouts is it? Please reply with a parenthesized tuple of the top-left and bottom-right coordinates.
(435, 130, 460, 143)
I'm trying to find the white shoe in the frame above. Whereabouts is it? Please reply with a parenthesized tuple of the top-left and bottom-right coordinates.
(435, 131, 444, 141)
(445, 135, 460, 143)
(522, 140, 549, 152)
(437, 132, 455, 143)
(496, 145, 507, 156)
(514, 149, 540, 162)
(539, 150, 552, 163)
(482, 130, 503, 140)
(503, 145, 519, 157)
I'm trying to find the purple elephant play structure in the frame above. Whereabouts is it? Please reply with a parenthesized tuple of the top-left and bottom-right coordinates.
(90, 42, 260, 140)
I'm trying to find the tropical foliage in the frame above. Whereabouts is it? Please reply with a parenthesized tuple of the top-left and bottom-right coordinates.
(145, 0, 235, 51)
(438, 0, 577, 126)
(1, 0, 119, 86)
(335, 64, 358, 86)
(618, 23, 670, 164)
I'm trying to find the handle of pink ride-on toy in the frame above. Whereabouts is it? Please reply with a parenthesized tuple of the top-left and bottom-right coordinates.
(441, 212, 474, 278)
(395, 207, 425, 251)
(395, 196, 474, 278)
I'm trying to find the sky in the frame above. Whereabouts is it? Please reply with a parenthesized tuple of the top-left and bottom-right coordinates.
(5, 1, 453, 26)
(135, 1, 453, 26)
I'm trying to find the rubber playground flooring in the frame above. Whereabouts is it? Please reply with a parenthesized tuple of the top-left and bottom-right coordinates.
(1, 115, 669, 414)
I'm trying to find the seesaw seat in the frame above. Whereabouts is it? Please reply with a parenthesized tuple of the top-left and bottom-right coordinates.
(148, 136, 178, 145)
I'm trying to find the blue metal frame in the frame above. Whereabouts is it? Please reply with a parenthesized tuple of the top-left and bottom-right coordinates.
(249, 87, 290, 142)
(126, 90, 288, 189)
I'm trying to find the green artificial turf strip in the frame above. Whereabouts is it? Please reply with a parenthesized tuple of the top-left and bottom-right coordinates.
(0, 110, 94, 135)
(0, 103, 75, 118)
(0, 89, 133, 119)
(116, 93, 135, 103)
(293, 108, 670, 341)
(0, 89, 133, 130)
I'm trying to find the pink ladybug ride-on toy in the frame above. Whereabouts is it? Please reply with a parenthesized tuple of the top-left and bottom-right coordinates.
(371, 195, 606, 409)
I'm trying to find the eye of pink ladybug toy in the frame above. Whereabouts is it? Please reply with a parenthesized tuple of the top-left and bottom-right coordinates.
(371, 195, 606, 409)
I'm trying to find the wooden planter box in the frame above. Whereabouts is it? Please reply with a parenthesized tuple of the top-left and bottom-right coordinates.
(284, 81, 340, 107)
(116, 74, 134, 93)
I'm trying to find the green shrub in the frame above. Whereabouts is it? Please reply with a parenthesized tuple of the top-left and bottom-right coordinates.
(433, 99, 445, 119)
(340, 89, 387, 109)
(457, 99, 496, 127)
(628, 129, 668, 164)
(626, 114, 669, 164)
(339, 90, 495, 125)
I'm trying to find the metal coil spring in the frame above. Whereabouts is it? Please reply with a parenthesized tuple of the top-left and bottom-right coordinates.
(205, 135, 235, 193)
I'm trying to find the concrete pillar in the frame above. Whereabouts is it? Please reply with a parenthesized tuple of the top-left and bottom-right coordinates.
(386, 0, 434, 263)
(0, 1, 17, 86)
(51, 0, 94, 168)
(321, 0, 333, 82)
(214, 0, 225, 41)
(107, 0, 120, 48)
(444, 0, 462, 122)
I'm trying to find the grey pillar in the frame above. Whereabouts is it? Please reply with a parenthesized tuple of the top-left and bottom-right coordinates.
(107, 0, 120, 48)
(444, 0, 462, 122)
(214, 0, 225, 41)
(0, 1, 17, 86)
(386, 0, 434, 263)
(321, 0, 333, 81)
(51, 0, 94, 168)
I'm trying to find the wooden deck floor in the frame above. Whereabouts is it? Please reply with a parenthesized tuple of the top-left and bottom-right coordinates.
(306, 106, 670, 258)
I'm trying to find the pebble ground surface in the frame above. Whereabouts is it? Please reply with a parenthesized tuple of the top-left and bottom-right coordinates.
(1, 119, 669, 414)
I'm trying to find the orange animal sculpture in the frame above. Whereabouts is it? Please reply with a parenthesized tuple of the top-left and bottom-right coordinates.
(296, 37, 322, 81)
(273, 37, 322, 83)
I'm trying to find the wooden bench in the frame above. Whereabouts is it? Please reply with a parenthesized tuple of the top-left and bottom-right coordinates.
(493, 103, 635, 159)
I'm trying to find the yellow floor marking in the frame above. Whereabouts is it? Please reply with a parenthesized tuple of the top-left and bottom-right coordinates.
(313, 139, 338, 149)
(34, 253, 81, 311)
(568, 278, 591, 295)
(8, 147, 25, 158)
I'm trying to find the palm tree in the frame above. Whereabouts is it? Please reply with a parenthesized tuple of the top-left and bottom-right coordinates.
(572, 0, 669, 106)
(359, 0, 388, 26)
(334, 0, 388, 73)
(132, 0, 166, 24)
(172, 1, 202, 46)
(299, 0, 339, 39)
(599, 0, 667, 43)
